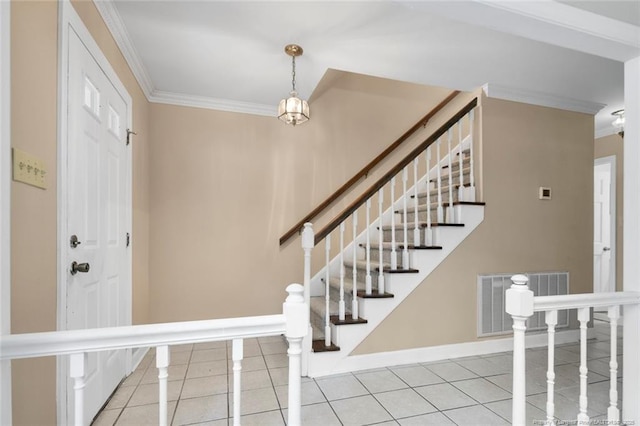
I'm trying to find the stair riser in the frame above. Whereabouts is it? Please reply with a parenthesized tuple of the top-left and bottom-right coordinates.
(428, 191, 460, 204)
(329, 284, 354, 309)
(415, 192, 458, 203)
(382, 229, 422, 245)
(403, 210, 440, 224)
(430, 174, 471, 187)
(344, 265, 382, 289)
(367, 247, 404, 265)
(442, 159, 470, 172)
(310, 308, 326, 332)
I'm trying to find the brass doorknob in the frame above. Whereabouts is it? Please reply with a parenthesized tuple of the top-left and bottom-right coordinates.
(70, 261, 90, 275)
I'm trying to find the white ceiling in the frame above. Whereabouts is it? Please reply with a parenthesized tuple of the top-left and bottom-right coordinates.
(103, 0, 640, 137)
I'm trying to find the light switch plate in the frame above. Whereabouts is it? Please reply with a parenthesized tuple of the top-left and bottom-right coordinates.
(12, 148, 47, 189)
(539, 187, 551, 200)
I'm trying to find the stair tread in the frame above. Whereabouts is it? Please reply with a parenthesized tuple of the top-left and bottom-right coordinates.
(359, 242, 442, 250)
(327, 276, 358, 293)
(380, 222, 465, 231)
(344, 259, 419, 273)
(310, 296, 341, 316)
(396, 200, 483, 213)
(329, 315, 368, 325)
(429, 167, 471, 182)
(327, 276, 397, 297)
(442, 158, 471, 170)
(412, 183, 472, 199)
(358, 290, 394, 298)
(312, 340, 340, 352)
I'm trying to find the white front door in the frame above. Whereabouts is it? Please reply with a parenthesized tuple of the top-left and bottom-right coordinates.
(594, 159, 615, 293)
(65, 28, 131, 424)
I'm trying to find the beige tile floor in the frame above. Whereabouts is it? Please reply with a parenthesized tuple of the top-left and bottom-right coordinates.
(92, 320, 624, 425)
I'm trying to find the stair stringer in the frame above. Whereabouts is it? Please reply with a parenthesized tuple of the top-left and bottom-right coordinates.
(307, 204, 484, 378)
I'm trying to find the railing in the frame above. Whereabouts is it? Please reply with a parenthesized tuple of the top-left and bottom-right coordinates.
(314, 97, 477, 246)
(0, 284, 308, 426)
(309, 97, 479, 348)
(279, 90, 461, 246)
(506, 274, 640, 425)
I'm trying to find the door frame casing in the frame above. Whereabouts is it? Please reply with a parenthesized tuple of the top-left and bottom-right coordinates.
(57, 2, 133, 424)
(594, 155, 617, 293)
(0, 1, 12, 424)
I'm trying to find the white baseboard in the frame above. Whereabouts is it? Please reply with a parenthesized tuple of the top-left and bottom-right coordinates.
(130, 347, 149, 374)
(308, 328, 588, 378)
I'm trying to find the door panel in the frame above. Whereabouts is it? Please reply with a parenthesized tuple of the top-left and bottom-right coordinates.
(66, 29, 130, 424)
(594, 162, 613, 293)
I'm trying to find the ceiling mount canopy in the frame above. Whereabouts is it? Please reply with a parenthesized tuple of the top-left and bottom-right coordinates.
(278, 44, 309, 126)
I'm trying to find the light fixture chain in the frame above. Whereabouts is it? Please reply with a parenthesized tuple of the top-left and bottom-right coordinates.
(291, 55, 296, 92)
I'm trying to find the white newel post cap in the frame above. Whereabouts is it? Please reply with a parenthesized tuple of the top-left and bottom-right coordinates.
(284, 284, 308, 338)
(506, 274, 534, 317)
(301, 223, 314, 250)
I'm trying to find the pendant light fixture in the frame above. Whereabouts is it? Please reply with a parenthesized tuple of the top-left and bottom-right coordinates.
(611, 109, 625, 138)
(278, 44, 309, 126)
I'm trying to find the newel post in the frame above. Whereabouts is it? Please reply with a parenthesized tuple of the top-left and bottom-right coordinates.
(284, 283, 308, 426)
(506, 274, 534, 426)
(301, 223, 314, 376)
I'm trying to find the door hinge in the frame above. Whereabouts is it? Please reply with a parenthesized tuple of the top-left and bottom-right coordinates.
(126, 129, 137, 146)
(126, 232, 130, 247)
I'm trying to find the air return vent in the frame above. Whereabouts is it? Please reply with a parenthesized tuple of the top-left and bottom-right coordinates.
(477, 272, 569, 337)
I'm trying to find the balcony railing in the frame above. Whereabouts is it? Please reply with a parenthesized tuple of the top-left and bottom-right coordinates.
(506, 274, 640, 425)
(0, 284, 308, 426)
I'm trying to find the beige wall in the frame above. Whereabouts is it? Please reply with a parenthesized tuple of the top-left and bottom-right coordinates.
(148, 72, 454, 322)
(595, 134, 624, 292)
(10, 1, 150, 424)
(9, 1, 595, 422)
(354, 97, 594, 354)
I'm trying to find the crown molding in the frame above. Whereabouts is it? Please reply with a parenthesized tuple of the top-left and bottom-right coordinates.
(482, 83, 605, 115)
(475, 0, 640, 62)
(149, 91, 278, 117)
(595, 125, 621, 140)
(93, 0, 154, 98)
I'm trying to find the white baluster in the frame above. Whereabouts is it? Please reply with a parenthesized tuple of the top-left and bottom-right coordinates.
(436, 137, 443, 223)
(402, 166, 409, 269)
(425, 147, 432, 246)
(352, 211, 359, 320)
(69, 353, 86, 426)
(324, 234, 332, 346)
(545, 311, 558, 425)
(506, 275, 534, 426)
(458, 121, 464, 202)
(232, 339, 243, 426)
(156, 346, 170, 426)
(607, 305, 620, 422)
(577, 307, 590, 424)
(339, 223, 345, 321)
(283, 284, 307, 426)
(301, 223, 313, 376)
(377, 188, 385, 294)
(447, 128, 454, 223)
(413, 157, 421, 247)
(390, 176, 398, 270)
(468, 110, 476, 202)
(365, 199, 372, 295)
(457, 121, 464, 223)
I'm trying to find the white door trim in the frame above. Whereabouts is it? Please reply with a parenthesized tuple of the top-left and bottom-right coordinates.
(594, 155, 617, 293)
(0, 1, 12, 424)
(57, 2, 133, 424)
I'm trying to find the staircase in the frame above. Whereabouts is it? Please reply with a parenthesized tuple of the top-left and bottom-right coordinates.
(304, 101, 486, 375)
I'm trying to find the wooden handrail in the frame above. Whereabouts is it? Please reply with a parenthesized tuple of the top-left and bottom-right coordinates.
(279, 90, 461, 246)
(314, 97, 478, 246)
